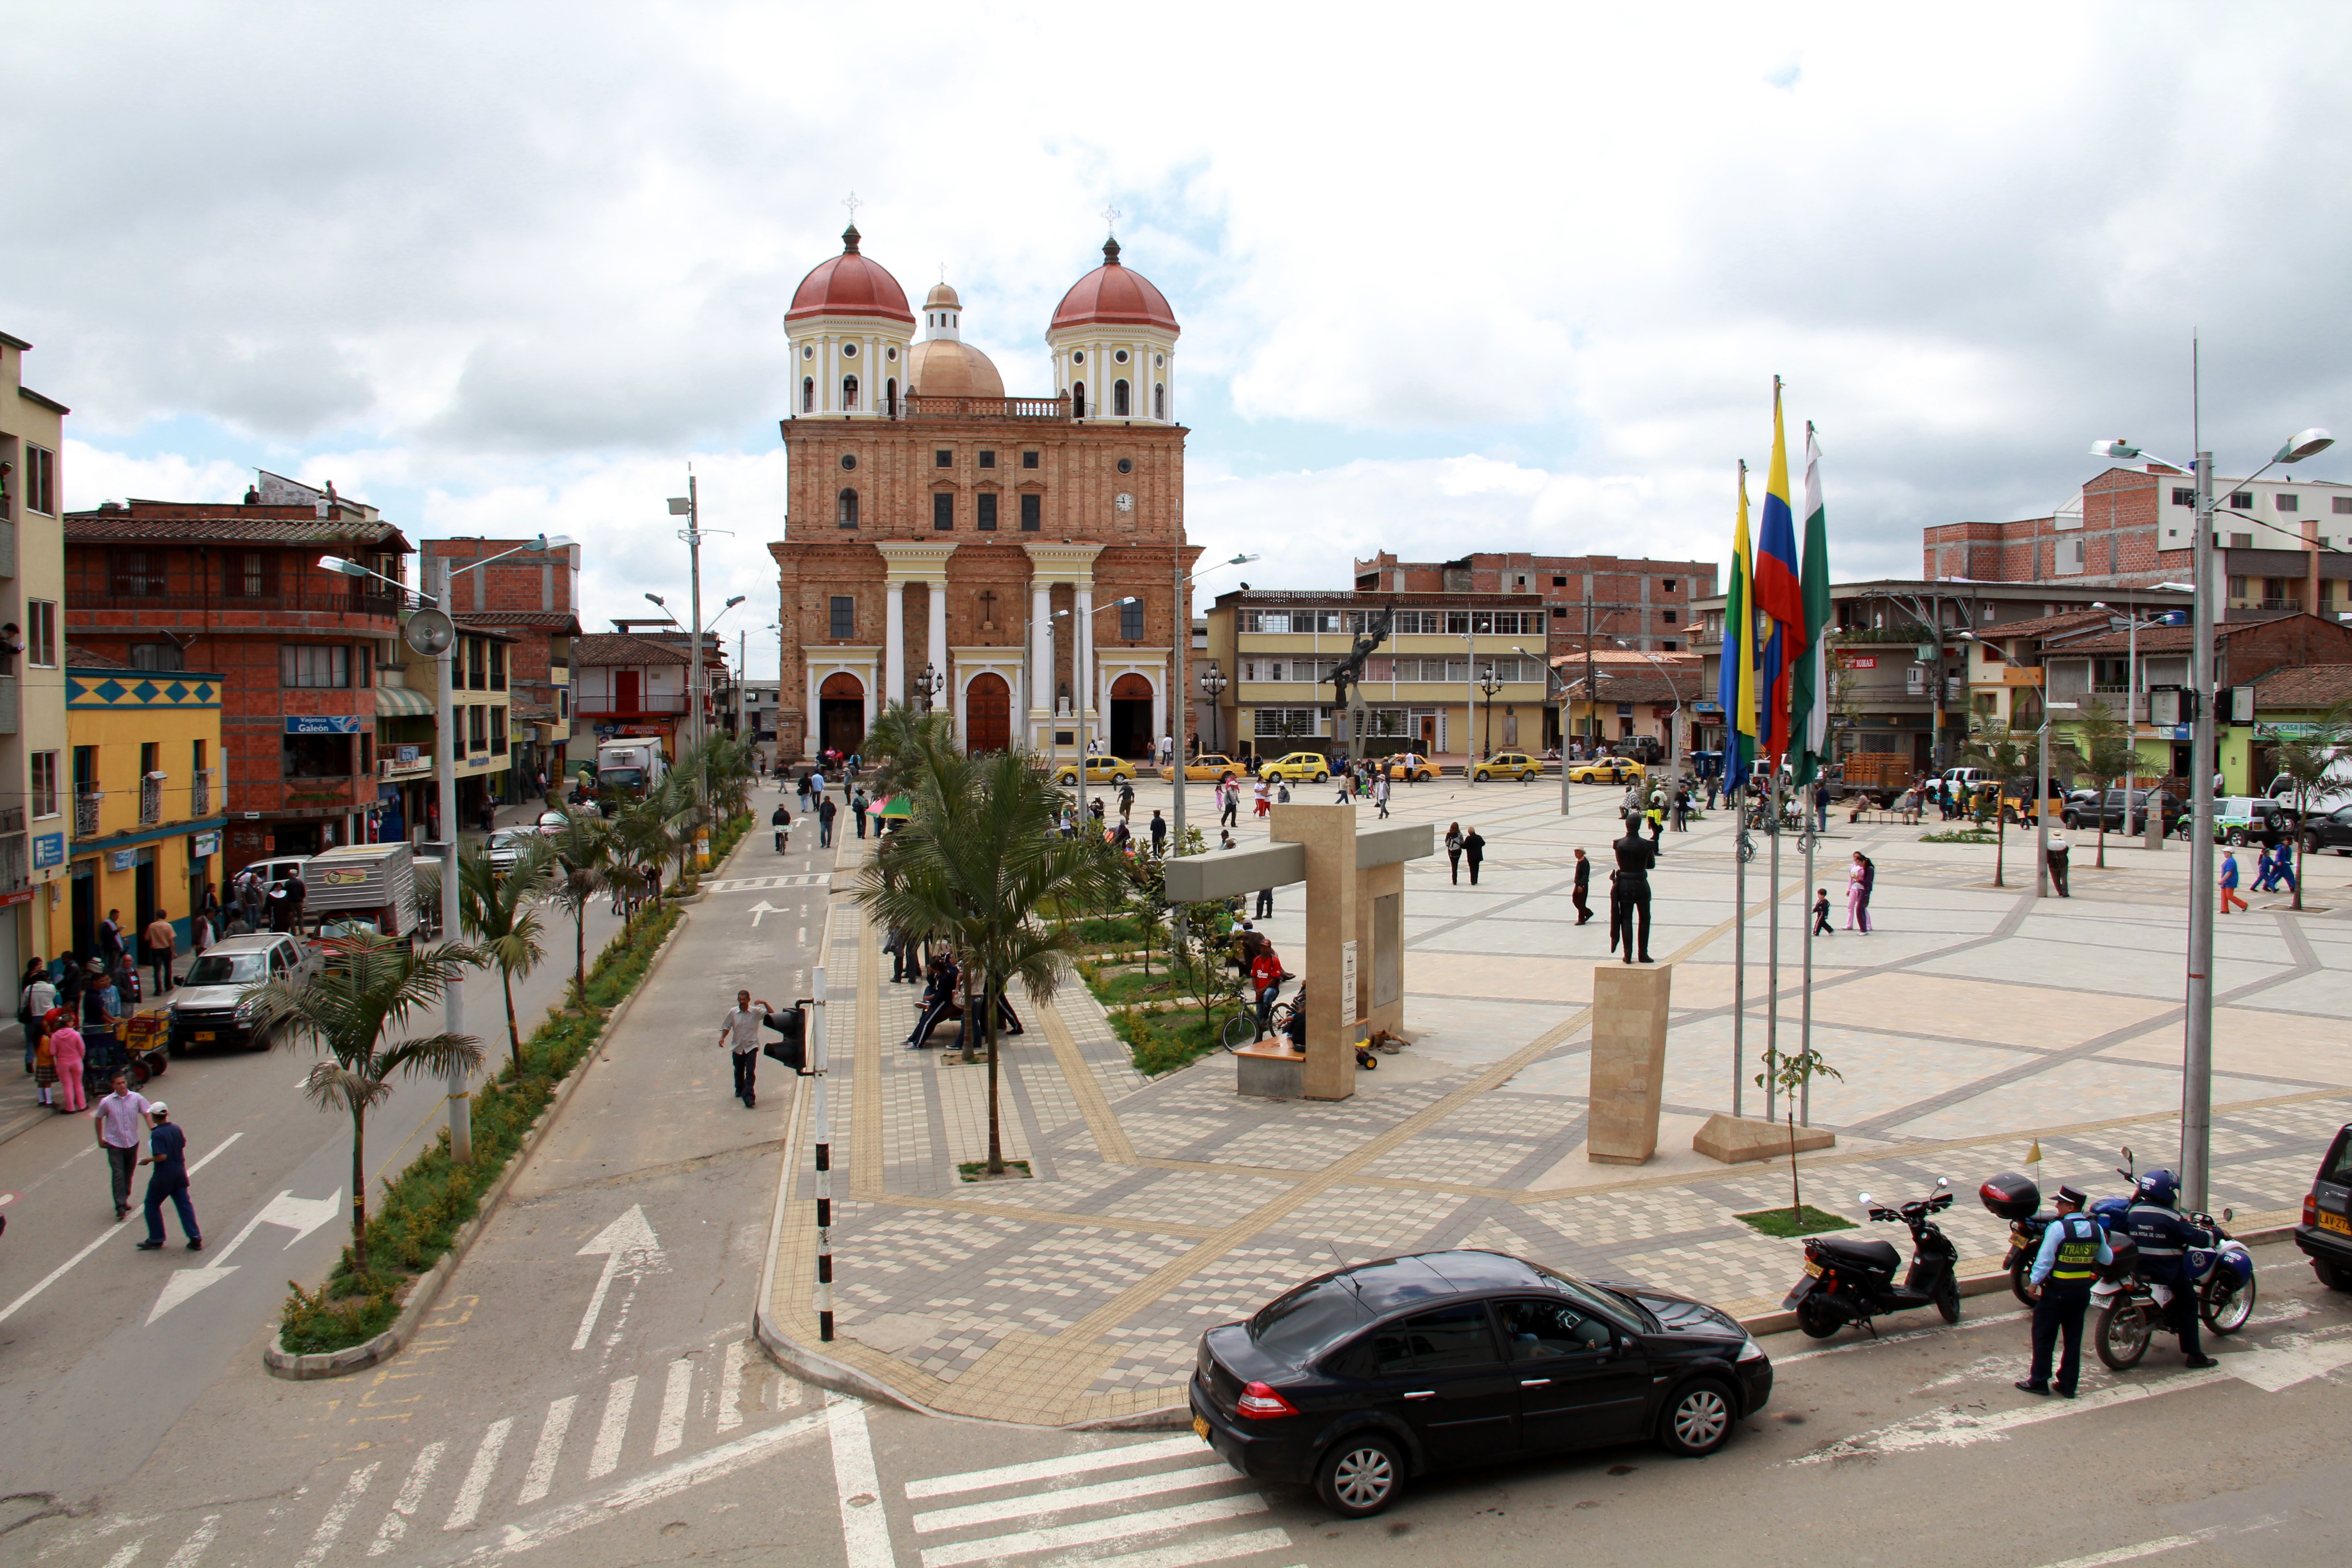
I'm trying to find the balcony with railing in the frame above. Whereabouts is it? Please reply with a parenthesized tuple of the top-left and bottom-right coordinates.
(191, 768, 212, 817)
(74, 792, 102, 838)
(901, 393, 1073, 421)
(575, 693, 690, 716)
(75, 585, 402, 618)
(0, 833, 26, 898)
(0, 675, 17, 736)
(139, 776, 162, 826)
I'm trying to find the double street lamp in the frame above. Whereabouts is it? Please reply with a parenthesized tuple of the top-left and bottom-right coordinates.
(1196, 660, 1229, 754)
(2088, 422, 2334, 1211)
(1477, 664, 1503, 764)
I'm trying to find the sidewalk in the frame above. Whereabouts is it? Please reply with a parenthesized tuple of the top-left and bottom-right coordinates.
(759, 784, 2352, 1427)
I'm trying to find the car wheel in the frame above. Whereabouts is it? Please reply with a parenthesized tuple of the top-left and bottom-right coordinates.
(1656, 1377, 1736, 1458)
(2225, 828, 2244, 847)
(2306, 832, 2324, 856)
(2313, 1258, 2352, 1293)
(1314, 772, 1329, 784)
(1314, 1432, 1403, 1518)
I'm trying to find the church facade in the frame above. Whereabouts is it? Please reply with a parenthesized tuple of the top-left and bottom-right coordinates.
(769, 225, 1198, 761)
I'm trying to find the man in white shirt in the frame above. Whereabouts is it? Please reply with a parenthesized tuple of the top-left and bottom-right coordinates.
(93, 1071, 153, 1221)
(719, 990, 769, 1108)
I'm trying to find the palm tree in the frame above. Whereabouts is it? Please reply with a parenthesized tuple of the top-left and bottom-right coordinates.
(2269, 697, 2352, 912)
(248, 934, 482, 1278)
(2069, 698, 2138, 869)
(456, 837, 555, 1072)
(1964, 718, 2032, 888)
(611, 781, 692, 901)
(863, 702, 960, 802)
(544, 806, 615, 997)
(858, 747, 1122, 1175)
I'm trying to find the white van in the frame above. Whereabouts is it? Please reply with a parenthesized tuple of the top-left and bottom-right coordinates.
(2266, 754, 2352, 815)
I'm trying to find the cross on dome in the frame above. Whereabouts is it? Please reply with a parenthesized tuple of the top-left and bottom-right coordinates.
(1101, 204, 1121, 237)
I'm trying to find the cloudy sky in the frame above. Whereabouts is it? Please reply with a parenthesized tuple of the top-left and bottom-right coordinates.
(9, 3, 2351, 675)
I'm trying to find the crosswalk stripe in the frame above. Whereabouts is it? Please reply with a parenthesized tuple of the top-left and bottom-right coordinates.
(294, 1460, 379, 1568)
(162, 1514, 220, 1568)
(913, 1463, 1241, 1534)
(655, 1358, 694, 1455)
(1080, 1526, 1297, 1568)
(716, 1340, 748, 1433)
(906, 1435, 1208, 1499)
(589, 1376, 638, 1479)
(101, 1536, 149, 1568)
(444, 1416, 511, 1531)
(917, 1493, 1270, 1568)
(829, 1394, 895, 1568)
(367, 1439, 445, 1557)
(517, 1396, 576, 1506)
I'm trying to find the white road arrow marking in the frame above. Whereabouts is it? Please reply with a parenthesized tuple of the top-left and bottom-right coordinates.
(571, 1204, 665, 1351)
(147, 1186, 344, 1325)
(748, 901, 785, 927)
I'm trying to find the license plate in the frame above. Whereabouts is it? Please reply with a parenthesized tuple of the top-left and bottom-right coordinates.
(195, 1032, 215, 1042)
(1803, 1259, 1824, 1278)
(1192, 1415, 1211, 1441)
(2321, 1210, 2352, 1236)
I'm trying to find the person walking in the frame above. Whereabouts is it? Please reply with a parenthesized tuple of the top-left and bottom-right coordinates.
(94, 1071, 153, 1221)
(190, 905, 214, 961)
(2219, 849, 2246, 913)
(1117, 781, 1135, 823)
(1149, 809, 1167, 856)
(852, 787, 870, 839)
(1813, 887, 1834, 935)
(1253, 777, 1271, 818)
(2274, 837, 2298, 895)
(817, 794, 837, 848)
(1220, 782, 1239, 829)
(1444, 822, 1465, 884)
(144, 909, 178, 997)
(2045, 829, 2071, 897)
(1572, 847, 1593, 925)
(1462, 825, 1487, 886)
(1671, 786, 1689, 833)
(2017, 1183, 2110, 1399)
(1705, 774, 1721, 813)
(1373, 770, 1391, 820)
(720, 990, 767, 1108)
(1255, 885, 1274, 918)
(49, 1003, 88, 1114)
(98, 909, 126, 975)
(133, 1102, 201, 1250)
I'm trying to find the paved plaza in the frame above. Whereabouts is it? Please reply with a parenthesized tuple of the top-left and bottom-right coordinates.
(762, 777, 2352, 1427)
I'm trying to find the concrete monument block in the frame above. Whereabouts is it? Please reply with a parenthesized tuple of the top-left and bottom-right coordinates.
(1232, 1039, 1305, 1100)
(1271, 802, 1357, 1101)
(1693, 1112, 1836, 1165)
(1588, 964, 1671, 1164)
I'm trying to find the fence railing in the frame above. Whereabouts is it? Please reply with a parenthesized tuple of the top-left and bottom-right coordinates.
(191, 769, 212, 817)
(139, 778, 162, 826)
(74, 793, 102, 838)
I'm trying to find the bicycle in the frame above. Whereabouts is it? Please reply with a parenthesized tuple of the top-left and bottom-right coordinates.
(1221, 999, 1297, 1051)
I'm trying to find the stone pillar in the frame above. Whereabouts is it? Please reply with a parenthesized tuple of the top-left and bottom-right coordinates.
(1588, 964, 1671, 1164)
(1030, 582, 1053, 729)
(927, 578, 948, 698)
(1355, 859, 1404, 1038)
(1271, 802, 1357, 1101)
(885, 581, 906, 706)
(1074, 585, 1094, 746)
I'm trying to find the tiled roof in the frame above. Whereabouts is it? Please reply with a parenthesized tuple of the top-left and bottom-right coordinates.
(1971, 610, 2117, 643)
(448, 610, 581, 632)
(64, 644, 132, 669)
(1560, 669, 1703, 704)
(573, 632, 691, 667)
(511, 699, 558, 720)
(452, 620, 523, 643)
(2253, 664, 2352, 710)
(64, 506, 409, 549)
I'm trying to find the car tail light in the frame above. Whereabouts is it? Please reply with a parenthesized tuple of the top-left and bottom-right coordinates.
(1236, 1381, 1298, 1419)
(2307, 1192, 2320, 1226)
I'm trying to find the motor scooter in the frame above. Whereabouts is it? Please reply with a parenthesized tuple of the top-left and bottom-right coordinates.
(1783, 1177, 1961, 1338)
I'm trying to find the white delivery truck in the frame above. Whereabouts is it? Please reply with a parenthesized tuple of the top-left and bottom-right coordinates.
(299, 842, 421, 941)
(597, 737, 669, 798)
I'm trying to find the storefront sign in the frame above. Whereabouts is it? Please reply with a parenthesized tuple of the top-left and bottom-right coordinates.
(396, 745, 421, 765)
(286, 715, 363, 735)
(0, 889, 32, 909)
(110, 848, 138, 871)
(191, 831, 220, 858)
(1839, 654, 1879, 669)
(31, 833, 64, 869)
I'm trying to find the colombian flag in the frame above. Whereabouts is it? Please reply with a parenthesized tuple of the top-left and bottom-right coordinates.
(1716, 463, 1757, 788)
(1753, 380, 1805, 762)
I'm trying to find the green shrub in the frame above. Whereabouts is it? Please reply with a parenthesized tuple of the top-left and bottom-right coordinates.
(1112, 1005, 1225, 1077)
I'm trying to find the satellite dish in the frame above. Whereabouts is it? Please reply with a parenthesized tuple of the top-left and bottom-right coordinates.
(405, 607, 456, 658)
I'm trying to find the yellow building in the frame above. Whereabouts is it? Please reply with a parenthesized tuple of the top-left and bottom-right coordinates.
(2, 329, 72, 986)
(1201, 591, 1552, 762)
(47, 656, 227, 965)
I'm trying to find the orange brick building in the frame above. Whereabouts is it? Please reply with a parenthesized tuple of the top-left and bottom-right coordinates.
(769, 225, 1197, 760)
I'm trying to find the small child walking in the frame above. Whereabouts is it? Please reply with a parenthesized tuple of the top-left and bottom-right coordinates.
(1813, 887, 1834, 936)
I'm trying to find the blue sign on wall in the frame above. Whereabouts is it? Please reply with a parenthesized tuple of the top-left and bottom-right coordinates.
(31, 833, 63, 869)
(286, 715, 363, 735)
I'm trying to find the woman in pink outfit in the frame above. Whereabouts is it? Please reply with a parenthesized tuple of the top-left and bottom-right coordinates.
(1845, 853, 1869, 932)
(47, 1009, 87, 1112)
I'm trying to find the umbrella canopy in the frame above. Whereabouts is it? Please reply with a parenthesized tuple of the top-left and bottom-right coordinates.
(871, 794, 912, 819)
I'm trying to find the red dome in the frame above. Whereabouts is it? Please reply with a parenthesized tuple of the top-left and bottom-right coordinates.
(786, 226, 914, 326)
(1050, 239, 1180, 335)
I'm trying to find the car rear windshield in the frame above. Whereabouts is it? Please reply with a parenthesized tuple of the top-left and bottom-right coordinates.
(1249, 1278, 1372, 1364)
(185, 953, 267, 986)
(2323, 1129, 2352, 1187)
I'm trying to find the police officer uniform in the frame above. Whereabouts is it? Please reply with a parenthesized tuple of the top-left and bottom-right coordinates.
(2124, 1171, 2220, 1368)
(2018, 1184, 2109, 1398)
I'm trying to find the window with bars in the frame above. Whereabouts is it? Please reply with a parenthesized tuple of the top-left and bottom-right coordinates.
(977, 493, 998, 531)
(228, 550, 278, 598)
(829, 596, 855, 638)
(1254, 708, 1322, 738)
(110, 551, 167, 596)
(281, 644, 351, 687)
(933, 492, 954, 531)
(1120, 599, 1144, 640)
(1020, 493, 1041, 531)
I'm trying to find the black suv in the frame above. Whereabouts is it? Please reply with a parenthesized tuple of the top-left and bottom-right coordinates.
(2297, 1122, 2352, 1293)
(1189, 1250, 1772, 1518)
(2062, 788, 2184, 836)
(2300, 803, 2352, 857)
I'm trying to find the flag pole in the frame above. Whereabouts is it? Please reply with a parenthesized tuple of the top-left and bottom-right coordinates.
(1730, 458, 1748, 1122)
(1767, 755, 1781, 1122)
(1801, 778, 1815, 1125)
(1797, 418, 1831, 1128)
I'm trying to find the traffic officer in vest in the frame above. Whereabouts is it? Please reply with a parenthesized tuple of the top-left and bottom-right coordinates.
(2124, 1169, 2220, 1369)
(2017, 1184, 2111, 1398)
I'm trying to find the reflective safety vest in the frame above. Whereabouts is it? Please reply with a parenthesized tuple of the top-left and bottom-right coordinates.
(2050, 1214, 2102, 1284)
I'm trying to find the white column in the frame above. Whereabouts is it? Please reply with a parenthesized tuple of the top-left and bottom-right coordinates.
(1030, 582, 1053, 720)
(805, 662, 818, 744)
(927, 577, 948, 690)
(863, 663, 877, 735)
(885, 581, 906, 706)
(1152, 664, 1166, 749)
(1074, 586, 1095, 737)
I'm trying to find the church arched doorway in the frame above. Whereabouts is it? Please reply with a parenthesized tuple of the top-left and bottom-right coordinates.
(963, 672, 1011, 754)
(1110, 672, 1153, 758)
(818, 671, 866, 755)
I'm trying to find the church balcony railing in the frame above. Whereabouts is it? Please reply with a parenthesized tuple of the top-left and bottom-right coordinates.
(902, 394, 1073, 421)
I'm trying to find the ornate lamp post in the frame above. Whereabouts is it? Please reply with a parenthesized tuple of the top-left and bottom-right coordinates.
(1478, 664, 1503, 763)
(913, 661, 943, 713)
(1197, 660, 1228, 754)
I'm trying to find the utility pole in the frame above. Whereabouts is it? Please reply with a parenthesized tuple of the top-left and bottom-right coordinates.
(1584, 595, 1597, 752)
(432, 554, 470, 1164)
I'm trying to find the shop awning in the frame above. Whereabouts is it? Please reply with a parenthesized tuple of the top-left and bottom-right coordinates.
(375, 686, 435, 718)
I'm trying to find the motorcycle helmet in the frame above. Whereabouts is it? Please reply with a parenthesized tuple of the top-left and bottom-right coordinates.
(2135, 1168, 2180, 1207)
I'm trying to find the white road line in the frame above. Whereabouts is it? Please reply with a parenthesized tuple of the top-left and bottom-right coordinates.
(715, 1340, 748, 1433)
(293, 1460, 380, 1568)
(0, 1132, 244, 1324)
(906, 1434, 1210, 1499)
(489, 1408, 828, 1557)
(444, 1416, 512, 1532)
(828, 1394, 894, 1568)
(367, 1439, 446, 1556)
(162, 1514, 220, 1568)
(918, 1494, 1270, 1568)
(1775, 1307, 2030, 1363)
(913, 1463, 1240, 1534)
(2029, 1537, 2202, 1568)
(1790, 1368, 2234, 1463)
(1083, 1527, 1298, 1568)
(516, 1396, 577, 1505)
(654, 1358, 693, 1455)
(588, 1376, 637, 1479)
(101, 1536, 149, 1568)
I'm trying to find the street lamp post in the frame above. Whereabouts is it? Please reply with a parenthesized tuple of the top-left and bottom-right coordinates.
(1477, 665, 1502, 764)
(1167, 555, 1254, 866)
(2089, 422, 2334, 1210)
(1197, 660, 1228, 755)
(1612, 639, 1683, 787)
(1517, 645, 1573, 817)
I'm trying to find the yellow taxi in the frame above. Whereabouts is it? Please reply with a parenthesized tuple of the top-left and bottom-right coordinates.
(1565, 755, 1646, 785)
(1259, 750, 1333, 783)
(1053, 754, 1138, 786)
(1184, 753, 1242, 782)
(1471, 750, 1544, 782)
(1384, 753, 1439, 782)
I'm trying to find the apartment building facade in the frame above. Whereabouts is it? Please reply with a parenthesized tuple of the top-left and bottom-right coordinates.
(417, 538, 583, 790)
(0, 330, 71, 987)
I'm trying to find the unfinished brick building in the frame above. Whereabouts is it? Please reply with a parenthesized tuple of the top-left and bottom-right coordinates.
(1351, 550, 1717, 658)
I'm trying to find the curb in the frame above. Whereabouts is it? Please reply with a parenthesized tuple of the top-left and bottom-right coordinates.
(263, 907, 695, 1379)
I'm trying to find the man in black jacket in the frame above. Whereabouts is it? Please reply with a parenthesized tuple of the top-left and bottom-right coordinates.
(1571, 848, 1592, 926)
(1612, 825, 1656, 963)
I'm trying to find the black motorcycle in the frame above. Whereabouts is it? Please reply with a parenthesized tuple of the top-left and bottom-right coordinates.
(1784, 1177, 1962, 1338)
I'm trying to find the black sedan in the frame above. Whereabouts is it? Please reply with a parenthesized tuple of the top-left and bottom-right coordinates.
(2302, 803, 2352, 857)
(1188, 1249, 1772, 1517)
